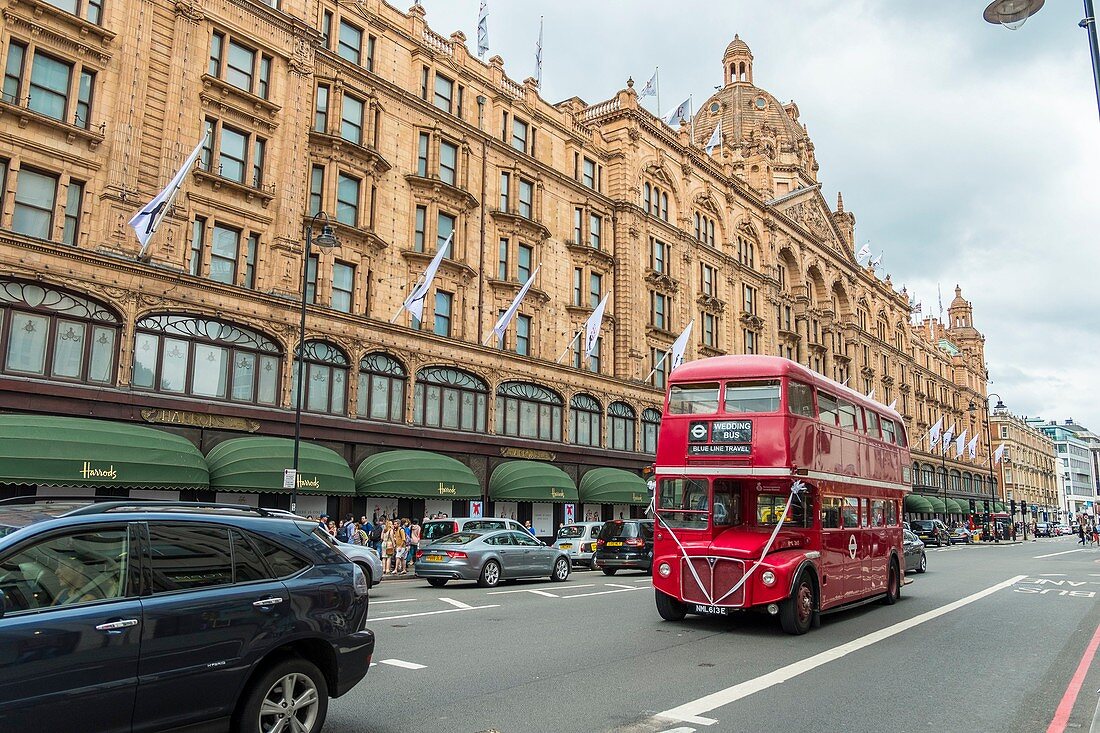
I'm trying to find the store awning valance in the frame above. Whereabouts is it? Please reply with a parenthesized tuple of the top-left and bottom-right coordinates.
(0, 415, 208, 489)
(489, 460, 578, 504)
(355, 450, 480, 499)
(946, 498, 965, 514)
(905, 495, 933, 513)
(578, 468, 650, 506)
(207, 437, 353, 495)
(994, 502, 1006, 513)
(925, 496, 947, 513)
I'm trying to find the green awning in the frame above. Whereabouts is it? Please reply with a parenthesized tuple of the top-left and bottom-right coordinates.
(994, 502, 1006, 513)
(207, 437, 353, 495)
(924, 496, 947, 513)
(0, 415, 208, 489)
(946, 498, 965, 514)
(578, 467, 650, 506)
(905, 495, 933, 513)
(355, 450, 480, 499)
(489, 460, 578, 503)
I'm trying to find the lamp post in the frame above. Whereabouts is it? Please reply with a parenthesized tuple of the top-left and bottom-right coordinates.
(970, 394, 1006, 543)
(983, 0, 1100, 123)
(290, 211, 339, 514)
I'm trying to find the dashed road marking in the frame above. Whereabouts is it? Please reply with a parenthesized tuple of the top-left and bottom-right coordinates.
(371, 598, 418, 605)
(562, 586, 644, 599)
(486, 588, 559, 597)
(1034, 549, 1085, 559)
(371, 604, 499, 621)
(379, 658, 428, 670)
(606, 583, 638, 589)
(439, 597, 473, 609)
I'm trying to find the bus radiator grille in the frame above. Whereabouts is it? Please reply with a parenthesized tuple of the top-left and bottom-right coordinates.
(680, 557, 746, 607)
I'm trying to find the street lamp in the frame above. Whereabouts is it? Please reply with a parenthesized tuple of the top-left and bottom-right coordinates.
(291, 211, 339, 514)
(983, 0, 1100, 123)
(970, 394, 1006, 543)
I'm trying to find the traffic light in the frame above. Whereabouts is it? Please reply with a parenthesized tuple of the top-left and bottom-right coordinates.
(969, 499, 976, 514)
(1021, 501, 1028, 515)
(1010, 499, 1017, 516)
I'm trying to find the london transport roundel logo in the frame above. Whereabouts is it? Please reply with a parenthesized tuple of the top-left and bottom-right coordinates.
(690, 424, 708, 441)
(848, 534, 857, 560)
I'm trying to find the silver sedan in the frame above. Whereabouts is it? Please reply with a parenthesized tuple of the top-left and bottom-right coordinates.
(414, 529, 571, 588)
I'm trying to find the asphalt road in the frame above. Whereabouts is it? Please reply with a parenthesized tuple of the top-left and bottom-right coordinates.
(324, 535, 1100, 733)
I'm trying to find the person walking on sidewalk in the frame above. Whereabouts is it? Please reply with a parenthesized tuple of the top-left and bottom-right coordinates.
(408, 520, 421, 573)
(1078, 522, 1086, 545)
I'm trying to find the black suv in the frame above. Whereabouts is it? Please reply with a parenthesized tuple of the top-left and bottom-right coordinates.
(910, 518, 951, 547)
(593, 519, 654, 575)
(0, 498, 374, 733)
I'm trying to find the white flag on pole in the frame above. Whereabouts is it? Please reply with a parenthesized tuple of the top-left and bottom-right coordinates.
(477, 0, 489, 58)
(867, 388, 875, 401)
(669, 321, 694, 371)
(534, 16, 543, 86)
(490, 266, 538, 345)
(928, 417, 943, 449)
(705, 120, 722, 155)
(583, 292, 610, 359)
(129, 135, 206, 257)
(856, 242, 871, 263)
(661, 96, 691, 127)
(942, 423, 956, 450)
(639, 69, 657, 98)
(401, 234, 451, 322)
(994, 443, 1006, 464)
(870, 252, 883, 268)
(967, 435, 978, 460)
(954, 429, 968, 459)
(887, 399, 897, 411)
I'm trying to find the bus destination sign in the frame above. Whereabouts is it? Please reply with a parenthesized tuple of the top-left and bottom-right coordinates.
(687, 420, 752, 456)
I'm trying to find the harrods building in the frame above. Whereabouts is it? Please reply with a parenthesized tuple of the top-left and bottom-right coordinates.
(0, 0, 994, 532)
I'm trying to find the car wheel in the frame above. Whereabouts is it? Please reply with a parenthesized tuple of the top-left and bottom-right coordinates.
(234, 657, 328, 733)
(882, 560, 900, 605)
(917, 552, 927, 574)
(780, 571, 815, 635)
(478, 559, 501, 588)
(354, 562, 373, 590)
(655, 589, 687, 621)
(427, 578, 448, 587)
(602, 568, 618, 576)
(552, 557, 570, 582)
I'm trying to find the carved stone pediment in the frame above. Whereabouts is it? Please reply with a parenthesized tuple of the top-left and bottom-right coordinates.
(739, 312, 765, 330)
(405, 174, 479, 212)
(696, 294, 725, 313)
(693, 191, 722, 218)
(644, 270, 679, 294)
(643, 163, 676, 187)
(565, 242, 615, 269)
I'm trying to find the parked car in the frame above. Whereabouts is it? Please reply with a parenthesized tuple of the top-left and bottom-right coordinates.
(910, 519, 951, 547)
(337, 539, 384, 587)
(902, 529, 927, 574)
(1035, 522, 1052, 537)
(593, 519, 655, 575)
(553, 521, 603, 568)
(420, 517, 529, 546)
(0, 496, 374, 733)
(949, 526, 974, 545)
(413, 529, 571, 587)
(1057, 524, 1074, 536)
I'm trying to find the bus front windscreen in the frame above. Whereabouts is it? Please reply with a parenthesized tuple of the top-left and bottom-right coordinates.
(657, 478, 709, 528)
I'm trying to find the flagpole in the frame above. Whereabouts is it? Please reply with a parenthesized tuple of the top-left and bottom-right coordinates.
(656, 66, 661, 116)
(689, 94, 695, 143)
(390, 274, 424, 323)
(556, 331, 582, 364)
(644, 348, 672, 382)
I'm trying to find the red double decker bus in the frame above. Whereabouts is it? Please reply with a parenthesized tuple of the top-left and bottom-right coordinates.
(652, 355, 912, 634)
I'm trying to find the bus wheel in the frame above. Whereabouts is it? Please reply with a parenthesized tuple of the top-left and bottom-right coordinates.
(780, 572, 815, 635)
(882, 560, 900, 605)
(655, 589, 687, 621)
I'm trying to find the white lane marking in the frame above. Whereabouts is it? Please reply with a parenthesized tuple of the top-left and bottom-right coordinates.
(379, 658, 427, 670)
(1035, 549, 1085, 559)
(1040, 574, 1069, 577)
(371, 604, 498, 621)
(485, 588, 558, 597)
(655, 574, 1027, 726)
(526, 589, 559, 598)
(371, 598, 418, 605)
(661, 728, 697, 733)
(439, 597, 473, 609)
(605, 583, 638, 589)
(562, 586, 643, 599)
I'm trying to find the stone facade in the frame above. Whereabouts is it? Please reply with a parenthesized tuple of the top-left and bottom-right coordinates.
(0, 0, 990, 504)
(989, 412, 1060, 522)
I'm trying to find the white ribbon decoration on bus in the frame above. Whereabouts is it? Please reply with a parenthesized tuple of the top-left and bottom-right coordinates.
(651, 479, 808, 607)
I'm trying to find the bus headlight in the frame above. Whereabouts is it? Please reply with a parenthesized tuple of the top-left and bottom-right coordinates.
(761, 570, 776, 587)
(658, 562, 671, 577)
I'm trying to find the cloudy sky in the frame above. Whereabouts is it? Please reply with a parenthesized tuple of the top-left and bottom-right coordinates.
(421, 0, 1100, 432)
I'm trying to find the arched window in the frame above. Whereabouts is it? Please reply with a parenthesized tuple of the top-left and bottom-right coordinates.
(642, 408, 662, 454)
(949, 469, 961, 492)
(937, 467, 947, 490)
(133, 314, 280, 404)
(357, 352, 406, 423)
(911, 462, 920, 488)
(292, 341, 349, 415)
(0, 280, 120, 384)
(962, 472, 972, 493)
(607, 401, 636, 452)
(413, 366, 488, 432)
(569, 394, 601, 447)
(922, 464, 936, 487)
(496, 381, 562, 440)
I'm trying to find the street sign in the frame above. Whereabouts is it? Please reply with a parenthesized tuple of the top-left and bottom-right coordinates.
(283, 469, 297, 490)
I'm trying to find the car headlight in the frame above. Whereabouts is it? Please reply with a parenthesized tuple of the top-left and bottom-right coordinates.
(761, 570, 776, 587)
(658, 562, 671, 577)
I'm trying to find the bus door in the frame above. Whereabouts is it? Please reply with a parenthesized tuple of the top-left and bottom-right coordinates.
(867, 498, 888, 592)
(819, 496, 851, 606)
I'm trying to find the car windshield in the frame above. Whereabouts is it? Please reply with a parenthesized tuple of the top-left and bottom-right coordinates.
(433, 532, 481, 545)
(421, 521, 457, 541)
(911, 520, 934, 531)
(557, 525, 585, 539)
(600, 521, 641, 539)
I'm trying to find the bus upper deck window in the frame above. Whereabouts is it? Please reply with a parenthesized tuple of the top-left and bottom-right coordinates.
(818, 392, 839, 426)
(788, 381, 815, 417)
(881, 418, 897, 444)
(724, 380, 780, 413)
(668, 383, 720, 414)
(838, 400, 857, 430)
(865, 410, 881, 438)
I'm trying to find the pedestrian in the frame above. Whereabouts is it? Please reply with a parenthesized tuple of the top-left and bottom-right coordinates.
(337, 514, 355, 543)
(524, 520, 536, 536)
(1078, 523, 1086, 545)
(326, 520, 337, 537)
(382, 521, 395, 574)
(409, 519, 421, 572)
(393, 521, 408, 574)
(1092, 522, 1099, 547)
(369, 519, 383, 555)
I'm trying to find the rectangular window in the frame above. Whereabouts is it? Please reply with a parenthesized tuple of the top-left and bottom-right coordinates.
(414, 205, 426, 252)
(652, 348, 669, 390)
(652, 292, 667, 330)
(12, 168, 57, 240)
(433, 73, 454, 113)
(702, 312, 716, 348)
(218, 125, 248, 183)
(332, 261, 354, 312)
(497, 239, 509, 280)
(225, 39, 255, 93)
(305, 253, 318, 304)
(516, 314, 531, 356)
(589, 213, 601, 249)
(321, 11, 333, 47)
(701, 263, 715, 297)
(3, 42, 25, 104)
(573, 207, 582, 244)
(744, 329, 757, 354)
(518, 244, 533, 282)
(366, 35, 376, 72)
(439, 140, 457, 185)
(244, 233, 258, 289)
(309, 165, 324, 216)
(589, 272, 602, 308)
(61, 179, 83, 246)
(651, 238, 669, 273)
(75, 69, 94, 128)
(189, 217, 206, 276)
(336, 172, 360, 226)
(314, 84, 329, 132)
(511, 117, 528, 153)
(28, 52, 72, 122)
(252, 138, 265, 187)
(582, 157, 596, 189)
(416, 132, 430, 177)
(518, 179, 533, 218)
(434, 291, 452, 337)
(499, 171, 510, 211)
(743, 285, 756, 315)
(341, 94, 364, 144)
(437, 211, 455, 253)
(572, 267, 582, 306)
(209, 223, 240, 285)
(338, 20, 363, 65)
(421, 65, 429, 100)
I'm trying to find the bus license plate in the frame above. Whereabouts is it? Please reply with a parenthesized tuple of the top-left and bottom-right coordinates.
(694, 604, 728, 616)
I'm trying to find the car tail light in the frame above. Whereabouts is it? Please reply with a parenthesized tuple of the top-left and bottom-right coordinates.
(625, 537, 645, 547)
(445, 550, 467, 559)
(415, 550, 424, 560)
(596, 539, 605, 548)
